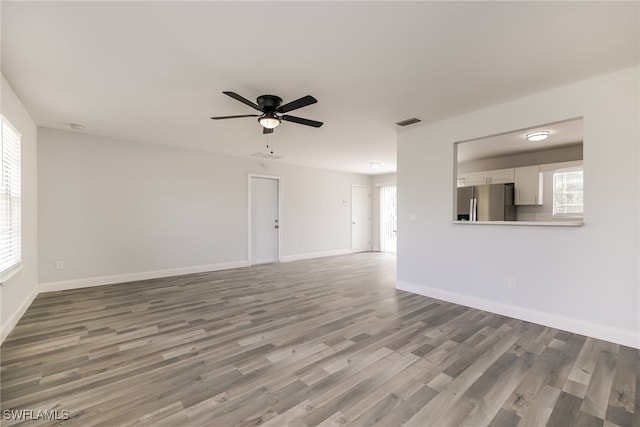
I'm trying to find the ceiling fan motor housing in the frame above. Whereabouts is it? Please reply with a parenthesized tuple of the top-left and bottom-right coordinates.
(257, 95, 282, 112)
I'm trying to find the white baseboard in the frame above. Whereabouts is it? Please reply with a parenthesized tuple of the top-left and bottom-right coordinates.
(280, 249, 355, 263)
(1, 287, 38, 344)
(396, 280, 640, 350)
(39, 261, 249, 293)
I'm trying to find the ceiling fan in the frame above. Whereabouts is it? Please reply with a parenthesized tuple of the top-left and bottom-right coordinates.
(211, 91, 323, 134)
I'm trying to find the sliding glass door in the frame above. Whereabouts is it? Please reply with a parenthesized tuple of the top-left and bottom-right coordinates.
(379, 185, 397, 253)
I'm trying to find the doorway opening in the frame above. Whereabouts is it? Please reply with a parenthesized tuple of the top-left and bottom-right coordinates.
(380, 185, 397, 253)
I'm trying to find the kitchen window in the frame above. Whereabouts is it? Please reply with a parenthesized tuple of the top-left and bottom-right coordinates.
(553, 168, 583, 218)
(1, 115, 22, 282)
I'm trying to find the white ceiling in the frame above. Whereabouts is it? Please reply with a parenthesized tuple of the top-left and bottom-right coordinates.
(2, 1, 638, 175)
(456, 117, 584, 163)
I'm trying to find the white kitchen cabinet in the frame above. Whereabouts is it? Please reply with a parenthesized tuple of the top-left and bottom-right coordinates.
(515, 165, 543, 205)
(488, 168, 515, 184)
(466, 171, 489, 186)
(458, 168, 515, 187)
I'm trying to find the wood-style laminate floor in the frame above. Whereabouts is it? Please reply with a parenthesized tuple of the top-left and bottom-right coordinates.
(1, 253, 638, 426)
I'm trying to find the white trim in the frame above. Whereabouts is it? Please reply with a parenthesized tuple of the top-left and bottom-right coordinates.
(280, 249, 354, 263)
(452, 220, 583, 227)
(0, 264, 23, 285)
(396, 280, 640, 349)
(39, 261, 249, 293)
(1, 286, 37, 344)
(248, 174, 283, 266)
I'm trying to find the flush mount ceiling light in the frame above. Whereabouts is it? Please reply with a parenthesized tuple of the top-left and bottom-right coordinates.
(369, 162, 384, 169)
(258, 114, 281, 129)
(526, 131, 550, 142)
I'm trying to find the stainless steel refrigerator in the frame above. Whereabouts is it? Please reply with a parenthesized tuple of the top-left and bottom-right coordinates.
(457, 183, 516, 221)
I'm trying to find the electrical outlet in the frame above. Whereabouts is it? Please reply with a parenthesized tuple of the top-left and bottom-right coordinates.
(508, 277, 517, 290)
(55, 261, 64, 270)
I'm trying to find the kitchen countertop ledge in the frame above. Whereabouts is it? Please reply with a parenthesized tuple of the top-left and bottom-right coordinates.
(452, 220, 584, 226)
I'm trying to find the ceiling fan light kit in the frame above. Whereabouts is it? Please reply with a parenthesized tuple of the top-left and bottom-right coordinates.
(259, 114, 280, 129)
(211, 91, 323, 134)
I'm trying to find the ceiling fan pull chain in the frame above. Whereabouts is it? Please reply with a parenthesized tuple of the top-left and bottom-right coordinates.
(266, 133, 274, 154)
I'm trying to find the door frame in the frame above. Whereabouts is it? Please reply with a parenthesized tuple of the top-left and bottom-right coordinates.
(351, 184, 371, 252)
(248, 174, 283, 266)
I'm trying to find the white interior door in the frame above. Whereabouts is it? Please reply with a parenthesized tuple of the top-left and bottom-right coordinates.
(351, 185, 370, 252)
(251, 177, 279, 264)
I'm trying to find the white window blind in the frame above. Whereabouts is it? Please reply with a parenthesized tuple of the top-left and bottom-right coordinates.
(379, 185, 397, 253)
(1, 115, 22, 278)
(553, 169, 583, 218)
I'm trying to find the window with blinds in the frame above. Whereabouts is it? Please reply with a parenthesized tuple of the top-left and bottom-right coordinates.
(553, 168, 583, 218)
(1, 115, 22, 280)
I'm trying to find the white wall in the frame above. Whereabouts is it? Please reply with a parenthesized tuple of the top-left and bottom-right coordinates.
(397, 66, 639, 348)
(37, 128, 370, 288)
(280, 166, 368, 260)
(1, 75, 39, 342)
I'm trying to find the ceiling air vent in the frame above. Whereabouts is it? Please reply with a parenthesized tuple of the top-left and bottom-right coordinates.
(395, 117, 421, 127)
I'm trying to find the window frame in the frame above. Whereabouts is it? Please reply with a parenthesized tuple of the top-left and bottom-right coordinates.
(1, 115, 22, 283)
(552, 166, 584, 219)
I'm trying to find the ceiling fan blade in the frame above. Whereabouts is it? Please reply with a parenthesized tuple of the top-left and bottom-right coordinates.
(210, 114, 260, 120)
(223, 91, 262, 111)
(277, 95, 317, 113)
(263, 127, 274, 134)
(281, 115, 323, 128)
